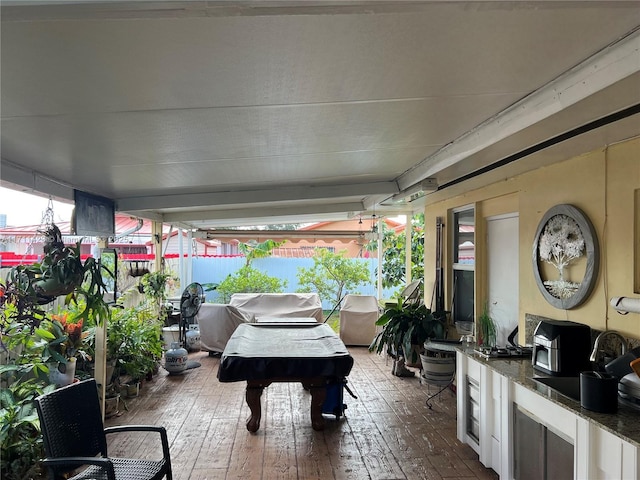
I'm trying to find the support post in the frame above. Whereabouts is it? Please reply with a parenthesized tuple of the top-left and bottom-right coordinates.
(152, 221, 163, 272)
(405, 215, 412, 284)
(94, 320, 107, 419)
(377, 218, 383, 301)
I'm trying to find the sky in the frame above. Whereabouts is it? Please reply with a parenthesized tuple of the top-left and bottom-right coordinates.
(0, 187, 74, 227)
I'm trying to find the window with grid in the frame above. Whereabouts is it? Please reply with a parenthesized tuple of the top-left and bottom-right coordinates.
(452, 208, 475, 323)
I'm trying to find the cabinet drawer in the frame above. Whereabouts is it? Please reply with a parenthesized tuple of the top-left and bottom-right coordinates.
(469, 397, 480, 420)
(467, 376, 480, 403)
(467, 357, 481, 379)
(469, 418, 480, 440)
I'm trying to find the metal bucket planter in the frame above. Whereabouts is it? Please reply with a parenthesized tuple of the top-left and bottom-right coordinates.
(123, 382, 140, 398)
(104, 394, 120, 418)
(420, 352, 456, 385)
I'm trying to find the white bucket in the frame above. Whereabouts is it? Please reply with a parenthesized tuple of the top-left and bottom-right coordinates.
(162, 324, 181, 350)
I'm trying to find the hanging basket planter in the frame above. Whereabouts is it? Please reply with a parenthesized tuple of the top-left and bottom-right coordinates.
(33, 278, 78, 299)
(126, 260, 150, 277)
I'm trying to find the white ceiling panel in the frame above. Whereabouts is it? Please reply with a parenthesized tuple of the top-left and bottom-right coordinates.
(1, 1, 639, 228)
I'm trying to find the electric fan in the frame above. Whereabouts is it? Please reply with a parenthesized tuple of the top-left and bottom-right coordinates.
(179, 282, 205, 369)
(179, 282, 204, 346)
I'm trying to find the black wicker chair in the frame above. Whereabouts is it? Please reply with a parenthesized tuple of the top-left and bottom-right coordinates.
(35, 378, 173, 480)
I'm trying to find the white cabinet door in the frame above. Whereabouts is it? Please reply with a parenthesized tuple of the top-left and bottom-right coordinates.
(479, 366, 504, 475)
(457, 354, 482, 453)
(590, 425, 639, 480)
(456, 353, 504, 475)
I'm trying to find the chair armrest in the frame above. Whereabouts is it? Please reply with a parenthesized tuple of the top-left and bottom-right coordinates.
(105, 424, 167, 435)
(42, 457, 115, 480)
(104, 425, 170, 460)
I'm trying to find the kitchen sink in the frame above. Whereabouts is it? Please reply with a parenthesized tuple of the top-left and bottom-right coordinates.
(532, 376, 581, 402)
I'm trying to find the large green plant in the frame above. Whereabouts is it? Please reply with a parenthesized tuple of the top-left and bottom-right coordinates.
(0, 377, 52, 480)
(4, 224, 110, 326)
(365, 214, 425, 289)
(117, 302, 163, 381)
(369, 299, 446, 364)
(213, 238, 286, 303)
(238, 239, 285, 266)
(296, 248, 371, 307)
(215, 265, 287, 303)
(0, 225, 111, 480)
(0, 314, 54, 480)
(139, 270, 177, 323)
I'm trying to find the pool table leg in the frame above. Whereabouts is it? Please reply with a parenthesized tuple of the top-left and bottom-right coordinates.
(306, 383, 327, 431)
(245, 385, 264, 432)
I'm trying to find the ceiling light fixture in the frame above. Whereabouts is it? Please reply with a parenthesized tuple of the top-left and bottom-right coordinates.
(383, 178, 438, 205)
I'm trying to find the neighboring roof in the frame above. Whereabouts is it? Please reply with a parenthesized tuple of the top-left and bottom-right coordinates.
(300, 217, 404, 232)
(0, 216, 405, 251)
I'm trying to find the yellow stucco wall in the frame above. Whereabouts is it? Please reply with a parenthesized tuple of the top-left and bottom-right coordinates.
(423, 136, 640, 341)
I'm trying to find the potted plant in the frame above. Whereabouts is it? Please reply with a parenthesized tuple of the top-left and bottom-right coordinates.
(139, 270, 177, 325)
(104, 383, 121, 418)
(116, 300, 164, 389)
(82, 306, 125, 386)
(478, 302, 497, 347)
(35, 312, 90, 386)
(0, 223, 110, 479)
(369, 299, 446, 374)
(6, 224, 110, 322)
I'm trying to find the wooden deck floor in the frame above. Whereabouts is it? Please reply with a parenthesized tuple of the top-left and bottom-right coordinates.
(105, 347, 498, 480)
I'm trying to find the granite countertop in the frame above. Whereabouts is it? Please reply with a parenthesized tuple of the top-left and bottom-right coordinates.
(459, 348, 640, 448)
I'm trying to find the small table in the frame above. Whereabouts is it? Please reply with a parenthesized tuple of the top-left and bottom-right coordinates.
(218, 323, 353, 432)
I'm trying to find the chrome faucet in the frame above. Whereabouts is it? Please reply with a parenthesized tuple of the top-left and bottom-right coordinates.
(589, 330, 628, 364)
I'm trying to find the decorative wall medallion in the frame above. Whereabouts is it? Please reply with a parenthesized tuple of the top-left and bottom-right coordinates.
(532, 204, 599, 309)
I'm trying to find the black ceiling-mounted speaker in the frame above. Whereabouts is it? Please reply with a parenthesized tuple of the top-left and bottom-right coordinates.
(73, 189, 115, 237)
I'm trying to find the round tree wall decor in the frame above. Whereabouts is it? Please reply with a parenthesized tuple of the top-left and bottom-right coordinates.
(532, 204, 599, 309)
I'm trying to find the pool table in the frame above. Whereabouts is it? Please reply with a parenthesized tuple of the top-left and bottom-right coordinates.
(218, 322, 354, 432)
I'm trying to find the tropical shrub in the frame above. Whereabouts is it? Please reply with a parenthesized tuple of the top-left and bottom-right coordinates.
(0, 312, 53, 480)
(0, 377, 52, 480)
(296, 248, 371, 307)
(369, 300, 446, 364)
(115, 302, 163, 381)
(215, 265, 287, 303)
(365, 214, 425, 289)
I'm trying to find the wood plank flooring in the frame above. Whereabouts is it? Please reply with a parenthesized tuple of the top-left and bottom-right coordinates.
(105, 347, 498, 480)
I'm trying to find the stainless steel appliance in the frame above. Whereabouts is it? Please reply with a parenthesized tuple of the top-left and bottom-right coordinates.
(473, 325, 534, 359)
(532, 319, 591, 376)
(474, 345, 532, 359)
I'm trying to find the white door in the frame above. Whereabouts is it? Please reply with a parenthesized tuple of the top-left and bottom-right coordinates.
(487, 213, 519, 347)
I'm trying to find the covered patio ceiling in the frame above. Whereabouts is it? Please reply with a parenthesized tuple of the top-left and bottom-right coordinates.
(1, 1, 639, 229)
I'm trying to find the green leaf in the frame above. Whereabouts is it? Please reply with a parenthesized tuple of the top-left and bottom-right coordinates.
(33, 328, 55, 340)
(0, 388, 14, 408)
